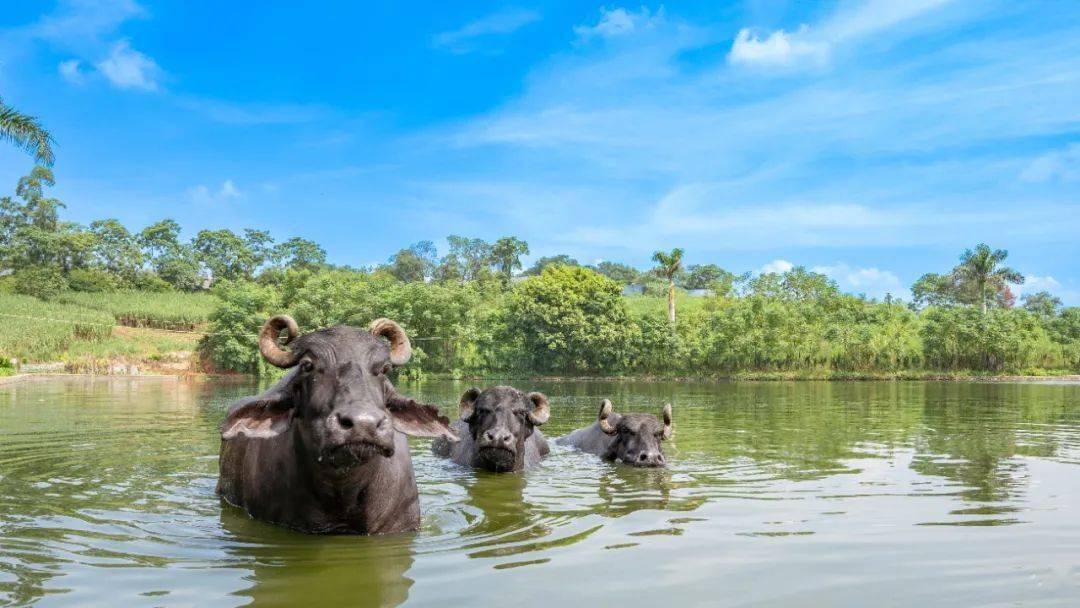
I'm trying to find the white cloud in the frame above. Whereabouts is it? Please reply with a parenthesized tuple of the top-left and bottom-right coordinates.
(728, 26, 828, 68)
(1020, 144, 1080, 183)
(58, 59, 85, 84)
(812, 262, 905, 299)
(728, 0, 953, 70)
(758, 259, 794, 275)
(1015, 275, 1080, 306)
(574, 6, 663, 40)
(188, 180, 243, 205)
(433, 8, 540, 53)
(29, 0, 145, 50)
(95, 39, 160, 91)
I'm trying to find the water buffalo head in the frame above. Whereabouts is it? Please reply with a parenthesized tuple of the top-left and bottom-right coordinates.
(458, 386, 550, 472)
(597, 399, 672, 467)
(220, 315, 456, 472)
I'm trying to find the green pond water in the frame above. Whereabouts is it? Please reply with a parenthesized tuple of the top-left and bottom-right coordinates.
(1, 377, 1079, 607)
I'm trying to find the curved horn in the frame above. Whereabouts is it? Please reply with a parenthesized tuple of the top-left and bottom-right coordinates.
(259, 315, 300, 368)
(369, 318, 412, 366)
(661, 403, 673, 440)
(459, 388, 480, 423)
(598, 399, 617, 435)
(526, 392, 550, 426)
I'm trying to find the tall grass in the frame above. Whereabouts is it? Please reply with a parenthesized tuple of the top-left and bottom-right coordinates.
(0, 294, 114, 361)
(54, 291, 219, 331)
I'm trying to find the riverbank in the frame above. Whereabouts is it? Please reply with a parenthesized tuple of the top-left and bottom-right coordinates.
(4, 370, 1079, 387)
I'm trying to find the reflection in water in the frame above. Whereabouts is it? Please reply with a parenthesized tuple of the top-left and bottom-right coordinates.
(220, 509, 415, 607)
(1, 377, 1079, 606)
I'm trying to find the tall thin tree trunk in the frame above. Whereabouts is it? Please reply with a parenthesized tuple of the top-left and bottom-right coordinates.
(667, 279, 676, 324)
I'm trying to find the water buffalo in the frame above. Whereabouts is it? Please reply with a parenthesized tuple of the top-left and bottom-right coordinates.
(216, 315, 457, 534)
(557, 399, 672, 467)
(431, 386, 551, 472)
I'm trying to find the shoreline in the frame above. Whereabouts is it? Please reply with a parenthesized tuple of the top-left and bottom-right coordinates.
(3, 371, 1079, 387)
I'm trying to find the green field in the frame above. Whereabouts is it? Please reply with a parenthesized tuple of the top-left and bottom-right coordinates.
(54, 291, 219, 331)
(0, 293, 114, 362)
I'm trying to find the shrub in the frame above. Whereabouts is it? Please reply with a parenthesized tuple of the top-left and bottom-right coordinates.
(496, 265, 636, 374)
(67, 268, 120, 292)
(13, 267, 68, 300)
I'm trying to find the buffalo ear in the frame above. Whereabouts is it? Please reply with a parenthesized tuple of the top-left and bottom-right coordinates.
(386, 393, 459, 440)
(220, 390, 294, 440)
(459, 388, 481, 423)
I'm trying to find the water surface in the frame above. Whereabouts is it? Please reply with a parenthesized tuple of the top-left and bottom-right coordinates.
(1, 378, 1079, 606)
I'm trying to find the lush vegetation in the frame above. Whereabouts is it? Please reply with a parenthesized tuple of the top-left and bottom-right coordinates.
(54, 291, 218, 330)
(2, 165, 1078, 378)
(0, 293, 113, 361)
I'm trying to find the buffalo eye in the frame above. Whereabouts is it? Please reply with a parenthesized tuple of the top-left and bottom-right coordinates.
(375, 362, 392, 376)
(299, 359, 314, 373)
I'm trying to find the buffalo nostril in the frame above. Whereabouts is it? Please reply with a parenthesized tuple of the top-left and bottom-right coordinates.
(500, 433, 513, 443)
(638, 453, 647, 462)
(336, 413, 354, 429)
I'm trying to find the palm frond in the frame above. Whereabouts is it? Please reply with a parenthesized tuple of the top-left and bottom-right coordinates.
(0, 100, 55, 166)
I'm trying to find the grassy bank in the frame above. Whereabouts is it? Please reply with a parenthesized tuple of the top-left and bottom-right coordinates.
(53, 291, 218, 330)
(1, 292, 207, 374)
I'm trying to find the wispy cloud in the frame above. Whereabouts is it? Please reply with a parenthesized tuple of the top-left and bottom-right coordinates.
(28, 0, 145, 51)
(1020, 143, 1080, 183)
(188, 180, 243, 205)
(58, 59, 85, 84)
(758, 259, 794, 275)
(95, 39, 160, 91)
(432, 8, 540, 54)
(728, 0, 953, 70)
(574, 6, 664, 40)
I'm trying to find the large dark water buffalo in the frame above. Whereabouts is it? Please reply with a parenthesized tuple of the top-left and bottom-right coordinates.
(557, 399, 672, 467)
(216, 315, 456, 534)
(431, 386, 550, 472)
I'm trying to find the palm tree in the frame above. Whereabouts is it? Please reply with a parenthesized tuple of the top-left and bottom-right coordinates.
(955, 243, 1024, 313)
(0, 96, 55, 166)
(652, 248, 684, 323)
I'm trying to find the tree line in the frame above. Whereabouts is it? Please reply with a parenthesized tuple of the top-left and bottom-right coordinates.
(2, 166, 1077, 378)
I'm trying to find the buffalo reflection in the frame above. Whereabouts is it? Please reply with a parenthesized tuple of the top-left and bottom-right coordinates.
(219, 507, 415, 607)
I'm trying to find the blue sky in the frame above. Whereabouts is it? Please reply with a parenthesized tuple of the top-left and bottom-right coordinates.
(1, 1, 1078, 302)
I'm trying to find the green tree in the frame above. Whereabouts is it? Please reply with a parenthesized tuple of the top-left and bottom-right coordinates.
(0, 96, 54, 166)
(199, 280, 283, 374)
(387, 241, 437, 282)
(911, 272, 959, 309)
(272, 237, 327, 270)
(1021, 291, 1062, 318)
(652, 248, 684, 323)
(490, 236, 529, 281)
(683, 263, 737, 294)
(139, 219, 183, 259)
(243, 228, 275, 270)
(498, 265, 635, 373)
(437, 235, 492, 282)
(524, 254, 579, 276)
(193, 229, 257, 283)
(138, 219, 203, 290)
(955, 244, 1024, 314)
(593, 261, 639, 284)
(89, 218, 143, 282)
(0, 167, 93, 271)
